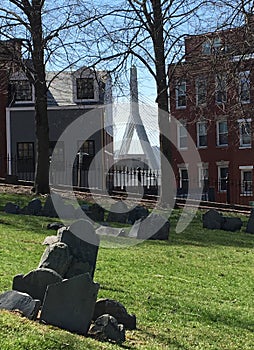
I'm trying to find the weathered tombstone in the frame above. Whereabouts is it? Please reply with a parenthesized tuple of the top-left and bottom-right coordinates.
(93, 298, 136, 330)
(38, 242, 72, 277)
(202, 209, 224, 230)
(40, 273, 99, 335)
(47, 222, 65, 231)
(42, 194, 58, 217)
(0, 290, 41, 320)
(107, 201, 129, 224)
(129, 214, 169, 240)
(59, 219, 100, 278)
(27, 198, 42, 215)
(4, 202, 20, 214)
(42, 235, 59, 246)
(246, 209, 254, 234)
(89, 314, 125, 344)
(87, 203, 105, 222)
(12, 268, 62, 301)
(96, 226, 126, 237)
(128, 205, 149, 224)
(221, 217, 243, 232)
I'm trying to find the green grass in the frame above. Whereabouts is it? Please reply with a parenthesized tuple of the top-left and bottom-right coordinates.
(0, 197, 253, 349)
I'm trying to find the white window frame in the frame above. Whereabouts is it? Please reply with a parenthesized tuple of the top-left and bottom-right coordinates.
(239, 71, 250, 104)
(178, 165, 189, 194)
(197, 121, 207, 148)
(198, 163, 209, 189)
(238, 118, 251, 148)
(176, 80, 187, 109)
(177, 121, 187, 150)
(215, 73, 227, 104)
(239, 166, 253, 196)
(217, 165, 229, 192)
(216, 119, 228, 147)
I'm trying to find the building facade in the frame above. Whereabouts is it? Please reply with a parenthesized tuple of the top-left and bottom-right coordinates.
(5, 66, 113, 190)
(169, 15, 254, 205)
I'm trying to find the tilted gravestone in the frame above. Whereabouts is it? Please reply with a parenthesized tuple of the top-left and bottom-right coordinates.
(129, 214, 170, 240)
(0, 290, 41, 320)
(127, 205, 149, 225)
(246, 209, 254, 234)
(12, 268, 62, 301)
(40, 273, 99, 335)
(38, 242, 73, 277)
(58, 219, 100, 279)
(27, 198, 42, 215)
(93, 298, 136, 330)
(107, 201, 129, 224)
(221, 217, 243, 232)
(4, 202, 20, 214)
(87, 203, 105, 222)
(202, 209, 224, 230)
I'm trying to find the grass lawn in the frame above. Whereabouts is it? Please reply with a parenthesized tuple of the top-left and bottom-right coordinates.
(0, 193, 253, 349)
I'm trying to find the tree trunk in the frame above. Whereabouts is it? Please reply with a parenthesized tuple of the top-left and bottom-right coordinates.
(151, 0, 172, 207)
(29, 3, 50, 194)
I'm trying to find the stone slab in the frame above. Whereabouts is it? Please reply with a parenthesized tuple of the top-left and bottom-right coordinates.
(0, 290, 41, 320)
(40, 273, 99, 335)
(13, 268, 62, 301)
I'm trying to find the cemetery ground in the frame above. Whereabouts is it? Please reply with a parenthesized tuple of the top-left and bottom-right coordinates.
(0, 190, 253, 349)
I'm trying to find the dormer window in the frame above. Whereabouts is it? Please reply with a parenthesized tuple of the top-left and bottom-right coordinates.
(9, 79, 33, 102)
(76, 77, 94, 100)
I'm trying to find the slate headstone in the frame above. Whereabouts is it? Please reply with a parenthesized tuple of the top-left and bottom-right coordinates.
(40, 273, 99, 335)
(129, 214, 169, 240)
(93, 298, 136, 330)
(0, 290, 41, 320)
(4, 202, 20, 214)
(246, 209, 254, 234)
(59, 219, 100, 278)
(27, 198, 42, 215)
(87, 203, 105, 222)
(202, 209, 224, 230)
(38, 242, 72, 277)
(89, 314, 125, 344)
(107, 201, 129, 224)
(12, 268, 62, 301)
(47, 222, 65, 231)
(221, 217, 243, 232)
(42, 195, 58, 217)
(128, 205, 149, 224)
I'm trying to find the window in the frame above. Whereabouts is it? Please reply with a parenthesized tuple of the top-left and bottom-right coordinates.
(238, 119, 251, 148)
(240, 167, 253, 196)
(179, 168, 189, 195)
(76, 78, 94, 100)
(196, 77, 207, 105)
(215, 74, 227, 104)
(177, 122, 187, 149)
(197, 121, 207, 148)
(218, 166, 228, 192)
(10, 80, 33, 102)
(202, 38, 225, 55)
(198, 164, 209, 189)
(17, 142, 35, 172)
(49, 141, 65, 168)
(176, 80, 186, 108)
(202, 40, 211, 55)
(239, 71, 250, 103)
(217, 120, 228, 146)
(78, 140, 95, 156)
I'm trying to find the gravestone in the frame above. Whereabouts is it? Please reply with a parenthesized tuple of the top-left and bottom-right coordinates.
(38, 242, 72, 277)
(89, 314, 125, 344)
(87, 203, 105, 222)
(27, 198, 42, 215)
(246, 209, 254, 234)
(129, 214, 169, 240)
(222, 217, 243, 232)
(202, 209, 224, 230)
(4, 202, 20, 214)
(12, 268, 62, 301)
(107, 201, 129, 224)
(42, 195, 58, 217)
(0, 290, 41, 320)
(42, 235, 59, 246)
(59, 219, 100, 278)
(40, 273, 99, 335)
(93, 298, 136, 330)
(128, 205, 149, 224)
(47, 222, 65, 231)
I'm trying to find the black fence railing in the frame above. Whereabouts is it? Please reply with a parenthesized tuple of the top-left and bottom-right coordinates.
(2, 156, 254, 204)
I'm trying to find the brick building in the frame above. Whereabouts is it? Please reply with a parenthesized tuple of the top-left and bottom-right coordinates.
(169, 14, 254, 205)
